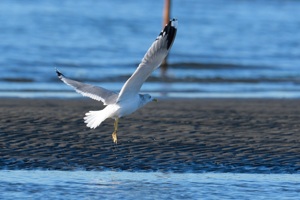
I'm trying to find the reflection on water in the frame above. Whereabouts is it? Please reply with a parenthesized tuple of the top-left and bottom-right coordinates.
(0, 170, 300, 200)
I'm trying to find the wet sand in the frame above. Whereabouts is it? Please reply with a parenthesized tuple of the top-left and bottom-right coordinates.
(0, 98, 300, 173)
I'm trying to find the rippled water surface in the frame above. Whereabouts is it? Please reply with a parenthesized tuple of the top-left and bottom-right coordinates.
(0, 0, 300, 98)
(1, 170, 300, 200)
(2, 2, 300, 198)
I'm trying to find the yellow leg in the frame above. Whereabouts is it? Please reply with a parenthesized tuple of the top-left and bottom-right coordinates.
(112, 118, 119, 144)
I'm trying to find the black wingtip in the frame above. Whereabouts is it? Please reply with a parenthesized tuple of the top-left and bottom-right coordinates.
(55, 68, 63, 77)
(163, 18, 178, 50)
(169, 18, 178, 28)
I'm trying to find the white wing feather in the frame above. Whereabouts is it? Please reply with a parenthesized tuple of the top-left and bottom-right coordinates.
(117, 19, 178, 102)
(56, 19, 177, 105)
(56, 69, 118, 105)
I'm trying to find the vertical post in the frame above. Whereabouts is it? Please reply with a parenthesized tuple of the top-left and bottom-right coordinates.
(161, 0, 171, 77)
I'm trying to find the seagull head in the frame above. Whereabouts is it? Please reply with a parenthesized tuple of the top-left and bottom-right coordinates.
(139, 94, 157, 107)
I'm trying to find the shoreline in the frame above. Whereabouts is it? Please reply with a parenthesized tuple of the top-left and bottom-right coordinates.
(1, 98, 300, 173)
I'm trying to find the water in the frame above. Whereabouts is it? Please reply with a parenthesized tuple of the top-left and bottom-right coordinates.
(1, 1, 300, 198)
(0, 0, 300, 98)
(0, 170, 299, 200)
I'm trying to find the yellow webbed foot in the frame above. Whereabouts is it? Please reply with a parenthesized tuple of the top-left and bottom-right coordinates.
(112, 118, 119, 144)
(112, 131, 118, 144)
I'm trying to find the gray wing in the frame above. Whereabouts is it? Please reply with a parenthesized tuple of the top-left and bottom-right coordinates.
(56, 69, 118, 105)
(117, 19, 177, 102)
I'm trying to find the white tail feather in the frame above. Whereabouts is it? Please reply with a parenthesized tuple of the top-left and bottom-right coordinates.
(84, 110, 108, 129)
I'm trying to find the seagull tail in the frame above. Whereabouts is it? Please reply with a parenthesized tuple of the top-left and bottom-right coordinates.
(84, 110, 108, 129)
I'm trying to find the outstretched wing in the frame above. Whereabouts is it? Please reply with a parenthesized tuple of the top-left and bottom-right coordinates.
(56, 69, 118, 105)
(117, 19, 178, 102)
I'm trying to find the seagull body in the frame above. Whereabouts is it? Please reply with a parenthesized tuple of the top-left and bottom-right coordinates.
(56, 19, 177, 143)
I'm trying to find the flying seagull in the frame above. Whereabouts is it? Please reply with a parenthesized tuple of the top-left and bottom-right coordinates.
(56, 19, 177, 143)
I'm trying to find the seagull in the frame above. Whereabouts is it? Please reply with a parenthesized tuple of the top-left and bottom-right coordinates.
(56, 19, 177, 143)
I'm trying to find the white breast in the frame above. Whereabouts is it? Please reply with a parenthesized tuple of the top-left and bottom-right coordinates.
(114, 95, 140, 118)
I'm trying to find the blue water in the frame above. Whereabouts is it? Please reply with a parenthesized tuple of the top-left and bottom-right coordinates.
(0, 170, 300, 200)
(1, 1, 300, 198)
(0, 0, 300, 98)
